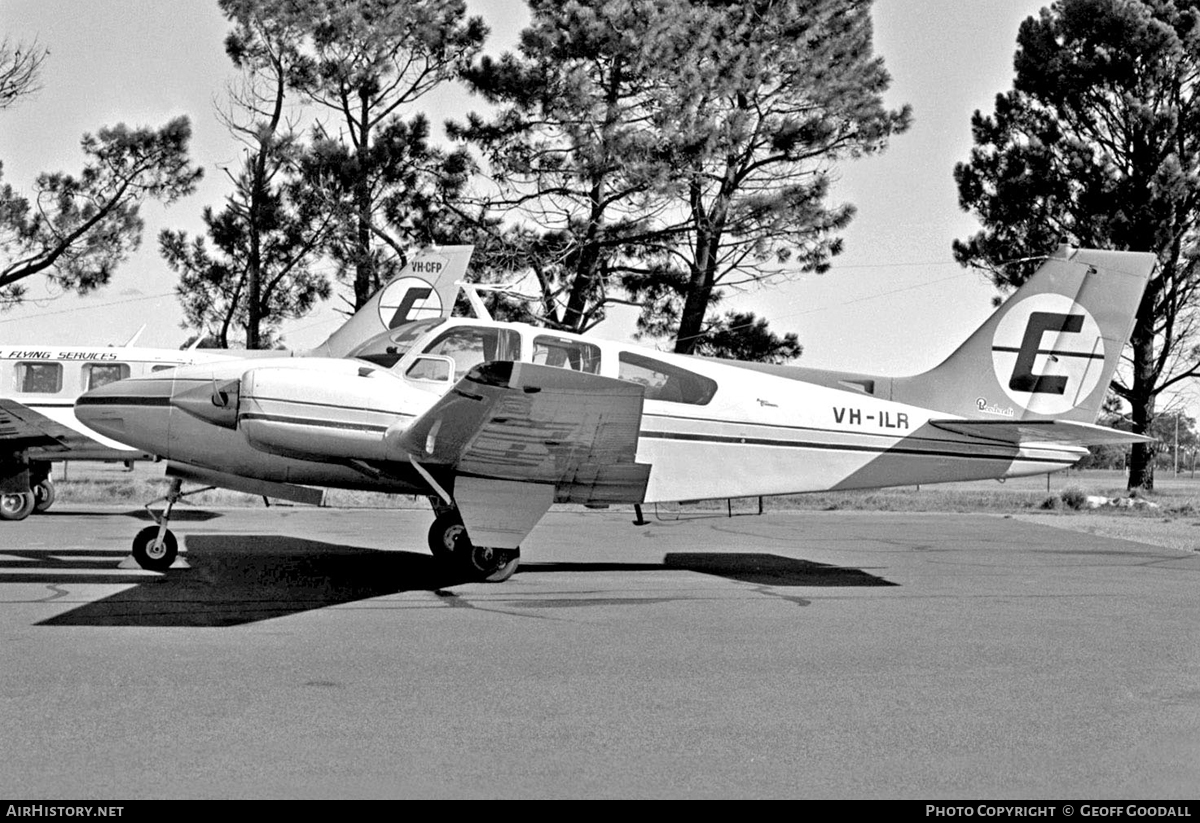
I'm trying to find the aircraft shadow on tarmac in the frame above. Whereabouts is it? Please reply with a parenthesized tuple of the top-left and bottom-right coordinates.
(121, 509, 225, 522)
(27, 537, 894, 628)
(523, 553, 895, 588)
(30, 509, 225, 520)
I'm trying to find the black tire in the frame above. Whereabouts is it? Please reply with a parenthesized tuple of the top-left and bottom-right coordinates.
(466, 545, 520, 583)
(32, 479, 55, 514)
(132, 525, 178, 571)
(427, 513, 469, 561)
(0, 491, 35, 522)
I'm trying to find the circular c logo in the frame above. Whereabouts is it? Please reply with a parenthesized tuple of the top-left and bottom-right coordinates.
(991, 294, 1105, 415)
(377, 277, 443, 328)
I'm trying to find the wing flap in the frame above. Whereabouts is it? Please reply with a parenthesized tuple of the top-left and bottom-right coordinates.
(398, 362, 650, 504)
(930, 418, 1154, 446)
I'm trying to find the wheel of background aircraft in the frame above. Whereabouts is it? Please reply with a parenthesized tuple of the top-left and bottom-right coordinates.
(427, 512, 468, 562)
(131, 525, 178, 571)
(32, 479, 54, 514)
(466, 545, 520, 583)
(0, 491, 35, 521)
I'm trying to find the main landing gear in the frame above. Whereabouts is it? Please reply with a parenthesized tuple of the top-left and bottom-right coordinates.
(0, 462, 53, 521)
(427, 508, 520, 583)
(0, 491, 35, 521)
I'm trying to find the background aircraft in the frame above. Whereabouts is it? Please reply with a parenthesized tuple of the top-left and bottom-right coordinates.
(1, 246, 472, 521)
(76, 246, 1156, 580)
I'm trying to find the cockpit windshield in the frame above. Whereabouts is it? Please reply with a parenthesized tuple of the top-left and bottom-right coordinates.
(348, 319, 446, 368)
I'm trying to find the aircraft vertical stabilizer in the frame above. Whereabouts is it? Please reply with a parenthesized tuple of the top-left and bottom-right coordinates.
(305, 245, 474, 358)
(893, 246, 1156, 422)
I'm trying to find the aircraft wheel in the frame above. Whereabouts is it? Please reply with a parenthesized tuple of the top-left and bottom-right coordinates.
(466, 545, 520, 583)
(132, 525, 178, 571)
(428, 513, 469, 561)
(32, 479, 55, 514)
(0, 491, 35, 522)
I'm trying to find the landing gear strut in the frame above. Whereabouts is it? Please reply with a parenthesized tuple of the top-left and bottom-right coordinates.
(426, 502, 520, 583)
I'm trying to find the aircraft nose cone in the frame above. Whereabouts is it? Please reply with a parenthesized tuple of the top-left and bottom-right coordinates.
(75, 375, 174, 455)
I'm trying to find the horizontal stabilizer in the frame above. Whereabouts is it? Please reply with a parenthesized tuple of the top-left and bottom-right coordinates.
(929, 418, 1154, 447)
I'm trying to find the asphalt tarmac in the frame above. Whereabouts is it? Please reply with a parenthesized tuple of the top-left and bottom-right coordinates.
(1, 505, 1196, 799)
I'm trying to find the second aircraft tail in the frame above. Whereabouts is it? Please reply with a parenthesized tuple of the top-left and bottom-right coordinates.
(305, 245, 474, 358)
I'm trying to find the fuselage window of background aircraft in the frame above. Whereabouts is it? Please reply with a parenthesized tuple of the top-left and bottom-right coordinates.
(84, 363, 131, 390)
(349, 318, 447, 368)
(421, 325, 521, 380)
(617, 352, 717, 405)
(532, 335, 601, 374)
(15, 362, 63, 394)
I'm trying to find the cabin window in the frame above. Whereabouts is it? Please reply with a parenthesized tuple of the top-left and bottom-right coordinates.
(532, 335, 601, 374)
(84, 363, 130, 390)
(617, 352, 717, 405)
(151, 365, 177, 373)
(15, 363, 63, 394)
(349, 318, 446, 368)
(404, 355, 454, 383)
(422, 326, 521, 379)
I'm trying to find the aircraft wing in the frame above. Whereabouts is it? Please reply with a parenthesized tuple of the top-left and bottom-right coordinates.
(396, 361, 650, 505)
(929, 418, 1154, 446)
(0, 398, 77, 452)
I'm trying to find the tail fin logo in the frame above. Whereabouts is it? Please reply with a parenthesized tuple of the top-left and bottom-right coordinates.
(991, 294, 1106, 415)
(378, 276, 445, 329)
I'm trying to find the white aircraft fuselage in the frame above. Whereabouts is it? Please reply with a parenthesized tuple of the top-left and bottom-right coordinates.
(74, 318, 1085, 502)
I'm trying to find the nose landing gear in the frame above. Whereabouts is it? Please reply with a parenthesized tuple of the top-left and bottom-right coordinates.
(126, 476, 214, 571)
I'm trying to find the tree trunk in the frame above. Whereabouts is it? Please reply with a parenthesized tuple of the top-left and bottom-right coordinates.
(674, 204, 723, 355)
(247, 163, 264, 350)
(674, 258, 712, 355)
(353, 91, 373, 309)
(1126, 318, 1157, 491)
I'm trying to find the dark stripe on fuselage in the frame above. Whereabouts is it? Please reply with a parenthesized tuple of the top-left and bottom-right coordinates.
(246, 395, 411, 417)
(75, 395, 172, 406)
(642, 411, 1070, 456)
(638, 430, 1076, 466)
(238, 412, 395, 434)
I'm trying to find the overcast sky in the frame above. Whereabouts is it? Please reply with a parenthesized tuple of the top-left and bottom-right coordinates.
(0, 0, 1058, 378)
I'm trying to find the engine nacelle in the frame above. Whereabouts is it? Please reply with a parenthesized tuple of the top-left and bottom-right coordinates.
(238, 365, 411, 462)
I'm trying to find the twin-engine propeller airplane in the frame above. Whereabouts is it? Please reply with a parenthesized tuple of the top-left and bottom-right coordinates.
(76, 245, 1156, 581)
(0, 246, 475, 523)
